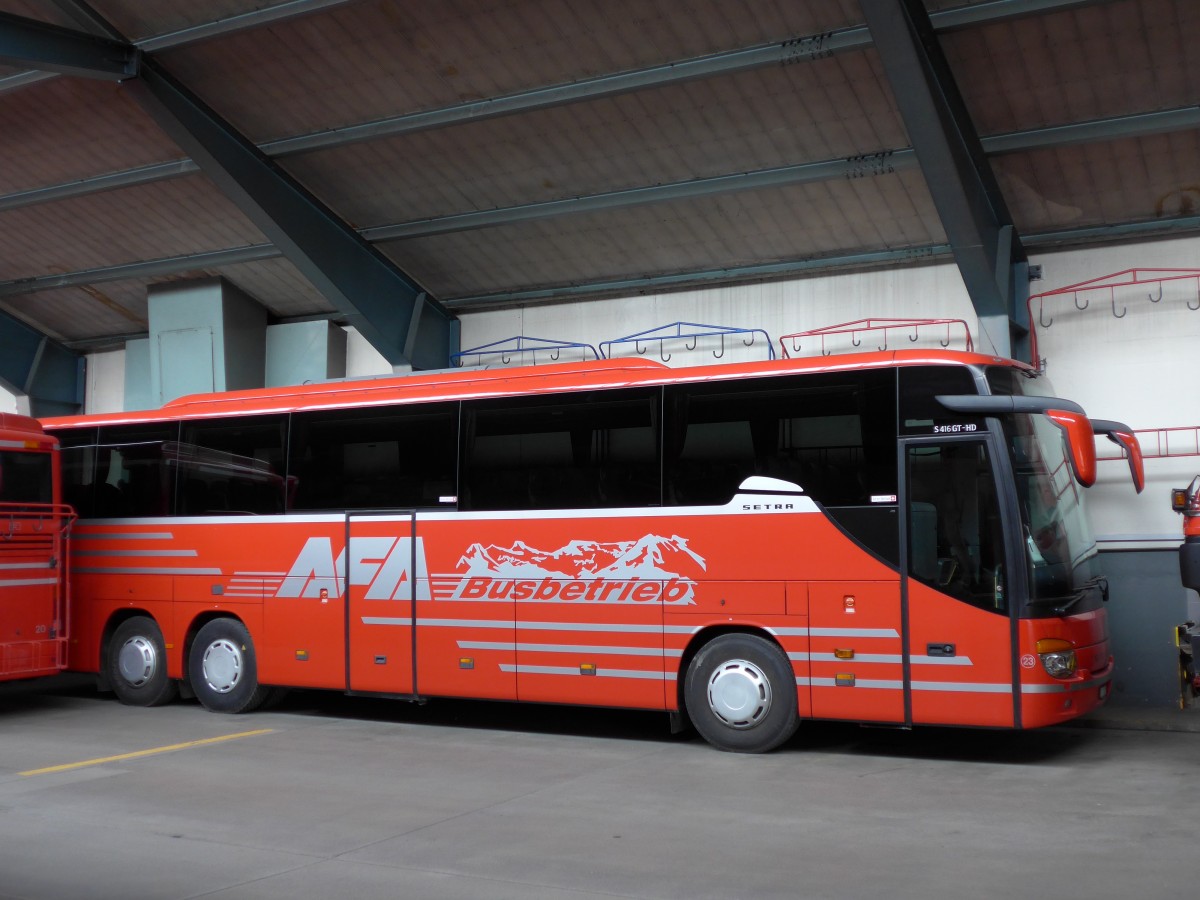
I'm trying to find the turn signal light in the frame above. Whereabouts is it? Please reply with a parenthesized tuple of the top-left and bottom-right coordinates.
(1036, 638, 1076, 679)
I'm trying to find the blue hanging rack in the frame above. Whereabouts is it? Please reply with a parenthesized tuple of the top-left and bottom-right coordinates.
(450, 335, 600, 368)
(599, 321, 775, 362)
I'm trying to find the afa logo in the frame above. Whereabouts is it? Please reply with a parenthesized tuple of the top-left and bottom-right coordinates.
(275, 533, 706, 605)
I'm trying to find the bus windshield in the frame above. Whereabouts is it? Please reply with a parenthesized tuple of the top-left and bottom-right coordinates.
(0, 450, 53, 505)
(987, 369, 1100, 610)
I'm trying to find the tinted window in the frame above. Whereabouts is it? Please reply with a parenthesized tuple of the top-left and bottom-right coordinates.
(0, 451, 52, 504)
(289, 403, 457, 510)
(461, 389, 660, 510)
(907, 440, 1006, 613)
(664, 370, 896, 506)
(900, 365, 982, 435)
(178, 416, 288, 515)
(92, 423, 180, 517)
(52, 427, 97, 516)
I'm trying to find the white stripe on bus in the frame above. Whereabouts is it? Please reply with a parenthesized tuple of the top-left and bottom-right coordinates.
(499, 664, 672, 680)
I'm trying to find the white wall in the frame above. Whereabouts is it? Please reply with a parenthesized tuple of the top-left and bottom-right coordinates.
(1026, 238, 1200, 547)
(70, 235, 1199, 545)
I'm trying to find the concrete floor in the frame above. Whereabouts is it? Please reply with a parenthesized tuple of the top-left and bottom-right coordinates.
(1, 676, 1196, 900)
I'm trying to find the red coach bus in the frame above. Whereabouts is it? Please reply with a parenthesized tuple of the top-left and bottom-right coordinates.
(0, 413, 74, 683)
(42, 350, 1141, 752)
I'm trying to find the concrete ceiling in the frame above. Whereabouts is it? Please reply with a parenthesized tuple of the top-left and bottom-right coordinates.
(0, 0, 1194, 357)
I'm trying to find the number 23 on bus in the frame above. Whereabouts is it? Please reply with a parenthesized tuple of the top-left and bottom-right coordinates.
(42, 350, 1143, 753)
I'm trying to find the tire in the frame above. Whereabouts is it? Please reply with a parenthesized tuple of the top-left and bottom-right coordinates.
(684, 633, 799, 753)
(188, 618, 270, 714)
(108, 616, 178, 707)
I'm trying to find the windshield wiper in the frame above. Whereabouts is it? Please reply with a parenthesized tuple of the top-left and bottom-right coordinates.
(1052, 576, 1109, 616)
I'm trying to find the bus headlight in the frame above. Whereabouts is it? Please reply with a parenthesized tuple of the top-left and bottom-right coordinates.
(1036, 638, 1077, 679)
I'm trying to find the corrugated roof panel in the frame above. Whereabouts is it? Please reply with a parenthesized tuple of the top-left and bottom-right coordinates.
(948, 0, 1198, 135)
(2, 280, 149, 342)
(0, 79, 182, 193)
(88, 0, 273, 42)
(153, 0, 864, 143)
(0, 176, 264, 281)
(376, 171, 943, 299)
(996, 129, 1200, 233)
(282, 52, 908, 228)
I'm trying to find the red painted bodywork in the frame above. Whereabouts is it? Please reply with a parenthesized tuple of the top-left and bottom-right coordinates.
(44, 351, 1113, 728)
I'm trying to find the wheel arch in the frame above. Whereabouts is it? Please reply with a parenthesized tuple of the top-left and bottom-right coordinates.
(97, 608, 156, 692)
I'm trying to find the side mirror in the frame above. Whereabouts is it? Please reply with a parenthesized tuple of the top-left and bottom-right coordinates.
(1092, 419, 1145, 494)
(936, 394, 1098, 489)
(1044, 409, 1097, 488)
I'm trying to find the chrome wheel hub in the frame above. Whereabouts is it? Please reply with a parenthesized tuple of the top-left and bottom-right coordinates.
(707, 658, 772, 729)
(201, 639, 243, 694)
(117, 636, 157, 687)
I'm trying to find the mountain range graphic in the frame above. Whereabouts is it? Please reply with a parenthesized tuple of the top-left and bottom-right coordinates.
(456, 535, 706, 581)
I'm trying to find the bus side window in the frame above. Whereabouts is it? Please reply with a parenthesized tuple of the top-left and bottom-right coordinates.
(460, 389, 660, 512)
(664, 370, 896, 507)
(289, 403, 457, 511)
(178, 415, 289, 515)
(95, 423, 180, 518)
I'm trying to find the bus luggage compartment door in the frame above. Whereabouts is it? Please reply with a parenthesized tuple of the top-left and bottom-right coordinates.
(807, 581, 905, 723)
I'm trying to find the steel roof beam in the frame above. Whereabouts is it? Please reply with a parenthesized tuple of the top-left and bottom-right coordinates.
(0, 310, 84, 416)
(5, 101, 1196, 214)
(125, 56, 456, 370)
(861, 0, 1028, 357)
(0, 0, 354, 91)
(0, 10, 137, 80)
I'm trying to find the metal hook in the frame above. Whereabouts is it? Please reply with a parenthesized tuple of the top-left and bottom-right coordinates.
(501, 352, 512, 365)
(909, 325, 920, 342)
(1111, 292, 1127, 319)
(550, 348, 561, 361)
(1074, 292, 1089, 310)
(635, 340, 648, 356)
(1039, 299, 1053, 328)
(1149, 283, 1163, 303)
(851, 332, 862, 347)
(742, 332, 756, 348)
(940, 323, 952, 348)
(1189, 283, 1200, 311)
(685, 336, 698, 351)
(791, 337, 802, 353)
(712, 334, 726, 360)
(878, 328, 889, 352)
(660, 342, 672, 363)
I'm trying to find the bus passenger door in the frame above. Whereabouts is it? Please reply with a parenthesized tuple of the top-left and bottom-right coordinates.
(904, 438, 1016, 727)
(346, 513, 416, 696)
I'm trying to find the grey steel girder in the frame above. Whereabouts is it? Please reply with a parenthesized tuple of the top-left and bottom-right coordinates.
(126, 57, 456, 369)
(0, 10, 136, 80)
(860, 0, 1029, 358)
(0, 311, 84, 417)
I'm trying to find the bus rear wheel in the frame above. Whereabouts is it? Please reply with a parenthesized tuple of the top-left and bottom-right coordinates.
(108, 616, 178, 707)
(189, 618, 270, 714)
(684, 633, 799, 753)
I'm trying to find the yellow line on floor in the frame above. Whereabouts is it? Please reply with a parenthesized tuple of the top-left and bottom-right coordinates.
(19, 728, 275, 776)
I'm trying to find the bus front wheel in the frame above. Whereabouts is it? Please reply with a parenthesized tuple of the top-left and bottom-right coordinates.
(108, 616, 178, 707)
(188, 618, 270, 714)
(684, 633, 799, 753)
